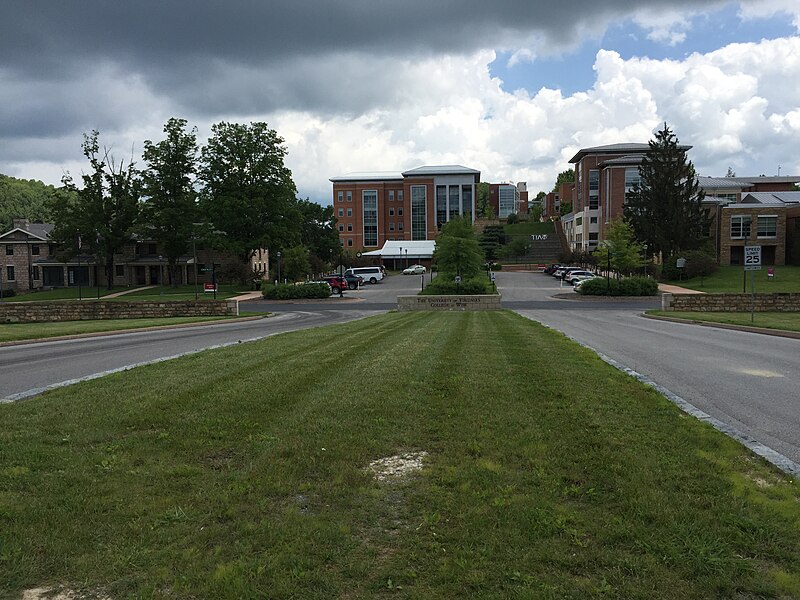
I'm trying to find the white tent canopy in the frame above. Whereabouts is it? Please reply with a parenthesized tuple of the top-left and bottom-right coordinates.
(362, 240, 436, 259)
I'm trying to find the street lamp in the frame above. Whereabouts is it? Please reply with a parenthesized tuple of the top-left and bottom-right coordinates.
(159, 255, 164, 296)
(398, 246, 402, 271)
(277, 251, 282, 284)
(405, 248, 408, 270)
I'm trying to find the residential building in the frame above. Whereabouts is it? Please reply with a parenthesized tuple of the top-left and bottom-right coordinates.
(329, 165, 480, 249)
(0, 218, 242, 293)
(488, 183, 522, 219)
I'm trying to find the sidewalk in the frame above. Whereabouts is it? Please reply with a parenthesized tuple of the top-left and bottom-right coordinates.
(658, 283, 704, 294)
(102, 285, 157, 298)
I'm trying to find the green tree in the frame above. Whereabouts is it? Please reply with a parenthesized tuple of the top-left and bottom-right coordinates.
(51, 131, 140, 288)
(199, 122, 299, 263)
(141, 118, 199, 286)
(0, 174, 60, 229)
(559, 201, 572, 216)
(593, 219, 643, 276)
(624, 123, 709, 257)
(281, 245, 311, 281)
(296, 198, 339, 264)
(434, 216, 483, 277)
(476, 182, 493, 219)
(552, 169, 574, 193)
(503, 237, 529, 260)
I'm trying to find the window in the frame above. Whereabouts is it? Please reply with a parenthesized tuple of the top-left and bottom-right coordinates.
(31, 245, 40, 255)
(624, 168, 640, 204)
(347, 239, 353, 247)
(399, 222, 404, 231)
(462, 185, 473, 223)
(398, 190, 404, 202)
(590, 217, 598, 224)
(115, 265, 124, 277)
(588, 233, 599, 241)
(411, 185, 427, 240)
(757, 215, 777, 238)
(389, 190, 394, 201)
(347, 224, 353, 232)
(337, 191, 343, 203)
(498, 186, 517, 218)
(398, 208, 403, 216)
(346, 191, 352, 202)
(347, 208, 352, 217)
(32, 266, 40, 280)
(449, 185, 460, 221)
(389, 207, 394, 216)
(148, 243, 157, 255)
(389, 222, 395, 231)
(436, 185, 447, 229)
(730, 215, 751, 239)
(338, 208, 344, 217)
(6, 266, 14, 281)
(363, 190, 378, 246)
(575, 216, 583, 226)
(588, 170, 599, 210)
(338, 224, 344, 232)
(5, 245, 12, 256)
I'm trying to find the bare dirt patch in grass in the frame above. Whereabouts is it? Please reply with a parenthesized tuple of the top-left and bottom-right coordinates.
(367, 451, 428, 482)
(22, 588, 110, 600)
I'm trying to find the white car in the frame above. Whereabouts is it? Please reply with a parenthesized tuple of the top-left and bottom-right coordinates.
(565, 270, 596, 284)
(402, 264, 426, 275)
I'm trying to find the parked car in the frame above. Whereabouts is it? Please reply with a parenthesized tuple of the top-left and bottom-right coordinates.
(543, 264, 563, 275)
(569, 273, 599, 285)
(321, 275, 348, 294)
(554, 266, 583, 279)
(565, 270, 595, 284)
(402, 264, 426, 275)
(342, 273, 364, 290)
(344, 266, 384, 284)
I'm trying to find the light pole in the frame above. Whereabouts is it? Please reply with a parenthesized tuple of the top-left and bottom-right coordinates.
(192, 236, 198, 300)
(398, 246, 402, 272)
(405, 248, 408, 270)
(277, 251, 282, 284)
(159, 255, 164, 295)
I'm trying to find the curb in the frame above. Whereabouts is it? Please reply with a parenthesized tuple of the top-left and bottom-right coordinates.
(643, 313, 800, 340)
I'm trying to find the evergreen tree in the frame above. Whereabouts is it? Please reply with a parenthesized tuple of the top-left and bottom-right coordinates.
(624, 123, 709, 257)
(434, 216, 484, 277)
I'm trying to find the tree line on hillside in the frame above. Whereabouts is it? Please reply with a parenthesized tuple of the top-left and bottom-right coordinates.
(2, 119, 340, 288)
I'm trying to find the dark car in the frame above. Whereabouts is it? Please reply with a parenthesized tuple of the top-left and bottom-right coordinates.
(342, 273, 364, 290)
(321, 275, 349, 294)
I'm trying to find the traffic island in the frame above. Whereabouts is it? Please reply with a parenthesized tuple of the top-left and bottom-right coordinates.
(397, 294, 501, 311)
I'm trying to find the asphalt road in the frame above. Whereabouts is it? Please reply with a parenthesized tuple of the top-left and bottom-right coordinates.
(3, 270, 799, 470)
(502, 271, 800, 467)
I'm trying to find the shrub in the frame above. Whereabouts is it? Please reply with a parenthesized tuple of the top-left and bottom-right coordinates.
(506, 213, 519, 225)
(0, 288, 16, 298)
(662, 251, 718, 280)
(420, 276, 495, 295)
(578, 276, 658, 296)
(262, 282, 331, 300)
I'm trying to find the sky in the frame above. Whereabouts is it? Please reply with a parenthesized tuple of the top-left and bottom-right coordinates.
(1, 0, 799, 205)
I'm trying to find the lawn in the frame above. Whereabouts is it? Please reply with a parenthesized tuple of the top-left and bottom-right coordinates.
(668, 265, 800, 293)
(1, 312, 799, 599)
(504, 220, 555, 236)
(1, 286, 130, 302)
(107, 283, 252, 302)
(648, 310, 800, 333)
(0, 316, 240, 343)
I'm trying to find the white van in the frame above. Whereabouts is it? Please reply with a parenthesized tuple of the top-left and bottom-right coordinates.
(344, 266, 384, 284)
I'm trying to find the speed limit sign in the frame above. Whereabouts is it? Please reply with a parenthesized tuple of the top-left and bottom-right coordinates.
(744, 246, 761, 271)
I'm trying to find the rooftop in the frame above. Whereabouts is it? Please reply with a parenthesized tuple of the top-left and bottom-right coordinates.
(402, 165, 480, 177)
(569, 142, 691, 164)
(329, 171, 403, 183)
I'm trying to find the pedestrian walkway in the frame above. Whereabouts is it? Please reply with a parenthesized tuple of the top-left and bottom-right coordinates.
(100, 286, 157, 298)
(658, 283, 704, 294)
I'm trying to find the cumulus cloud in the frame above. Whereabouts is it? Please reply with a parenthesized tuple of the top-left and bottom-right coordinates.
(0, 1, 798, 201)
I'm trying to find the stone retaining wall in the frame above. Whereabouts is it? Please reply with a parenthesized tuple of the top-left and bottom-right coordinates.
(0, 300, 238, 323)
(661, 292, 800, 312)
(397, 295, 502, 311)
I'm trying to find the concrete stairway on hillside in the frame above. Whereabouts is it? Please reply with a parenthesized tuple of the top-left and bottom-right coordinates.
(527, 236, 563, 263)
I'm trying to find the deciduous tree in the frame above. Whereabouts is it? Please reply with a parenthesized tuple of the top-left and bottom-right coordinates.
(593, 219, 643, 276)
(141, 118, 198, 286)
(51, 131, 140, 288)
(199, 122, 299, 263)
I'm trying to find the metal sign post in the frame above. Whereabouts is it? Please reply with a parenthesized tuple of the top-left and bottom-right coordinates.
(744, 245, 761, 323)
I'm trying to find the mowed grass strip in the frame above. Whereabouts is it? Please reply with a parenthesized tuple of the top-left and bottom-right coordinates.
(0, 316, 240, 343)
(1, 311, 799, 599)
(670, 265, 800, 293)
(648, 310, 800, 333)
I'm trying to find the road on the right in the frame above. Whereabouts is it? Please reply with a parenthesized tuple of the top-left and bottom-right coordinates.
(496, 270, 800, 467)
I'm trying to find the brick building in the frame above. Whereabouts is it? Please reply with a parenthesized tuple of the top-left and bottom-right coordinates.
(329, 165, 480, 250)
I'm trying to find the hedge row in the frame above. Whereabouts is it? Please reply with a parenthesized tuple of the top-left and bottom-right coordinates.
(0, 288, 17, 298)
(420, 276, 495, 295)
(578, 276, 658, 296)
(262, 282, 331, 300)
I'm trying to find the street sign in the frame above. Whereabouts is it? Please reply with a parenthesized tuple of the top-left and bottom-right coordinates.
(744, 245, 762, 271)
(454, 275, 462, 284)
(203, 282, 218, 293)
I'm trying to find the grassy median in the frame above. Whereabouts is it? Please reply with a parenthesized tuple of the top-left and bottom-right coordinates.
(0, 316, 241, 343)
(648, 310, 800, 333)
(1, 311, 799, 599)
